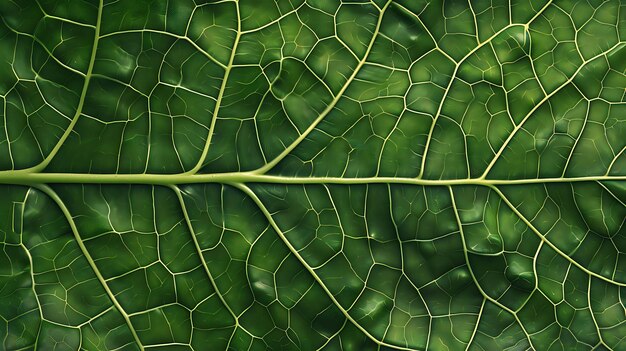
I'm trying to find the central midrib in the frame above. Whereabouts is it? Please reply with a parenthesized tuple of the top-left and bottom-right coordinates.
(0, 171, 623, 186)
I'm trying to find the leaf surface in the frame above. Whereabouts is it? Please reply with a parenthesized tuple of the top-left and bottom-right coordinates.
(0, 0, 625, 350)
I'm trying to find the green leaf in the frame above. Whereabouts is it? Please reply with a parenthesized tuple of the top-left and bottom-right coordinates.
(0, 0, 625, 350)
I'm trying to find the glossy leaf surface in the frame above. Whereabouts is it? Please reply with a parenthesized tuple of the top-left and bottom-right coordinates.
(0, 0, 625, 350)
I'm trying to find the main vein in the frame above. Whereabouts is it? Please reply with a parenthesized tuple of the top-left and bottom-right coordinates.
(0, 171, 623, 186)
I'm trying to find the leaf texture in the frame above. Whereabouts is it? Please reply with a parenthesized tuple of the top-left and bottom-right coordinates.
(0, 0, 625, 350)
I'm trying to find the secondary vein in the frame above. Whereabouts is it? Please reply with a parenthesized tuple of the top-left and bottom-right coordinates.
(28, 0, 104, 173)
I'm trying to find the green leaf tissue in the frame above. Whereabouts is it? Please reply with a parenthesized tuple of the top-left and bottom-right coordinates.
(0, 0, 625, 350)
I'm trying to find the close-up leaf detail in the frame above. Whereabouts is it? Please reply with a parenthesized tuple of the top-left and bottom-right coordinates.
(0, 0, 625, 350)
